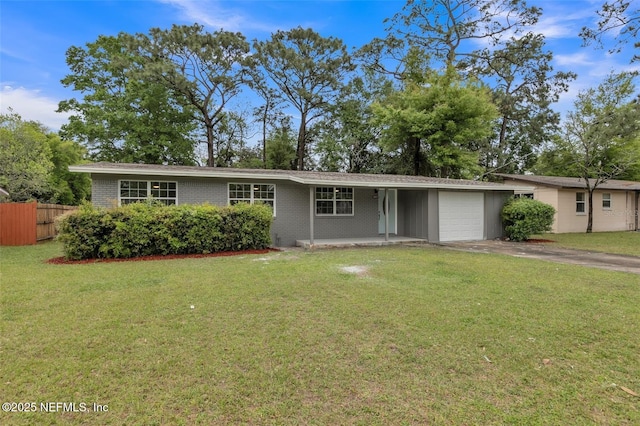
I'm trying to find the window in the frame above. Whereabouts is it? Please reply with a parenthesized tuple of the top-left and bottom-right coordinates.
(228, 183, 276, 214)
(602, 193, 611, 209)
(576, 192, 586, 214)
(119, 181, 177, 205)
(315, 187, 353, 216)
(515, 193, 534, 199)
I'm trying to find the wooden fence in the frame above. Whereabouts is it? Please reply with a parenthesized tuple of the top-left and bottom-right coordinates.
(0, 202, 77, 246)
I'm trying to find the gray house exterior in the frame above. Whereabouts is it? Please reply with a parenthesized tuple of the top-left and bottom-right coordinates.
(70, 163, 528, 247)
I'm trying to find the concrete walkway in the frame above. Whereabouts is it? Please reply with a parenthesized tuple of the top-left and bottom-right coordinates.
(438, 240, 640, 275)
(296, 236, 428, 249)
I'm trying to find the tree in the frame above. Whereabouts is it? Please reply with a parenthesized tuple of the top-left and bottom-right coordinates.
(385, 0, 540, 70)
(47, 134, 92, 205)
(265, 121, 297, 170)
(130, 24, 254, 167)
(314, 73, 392, 173)
(372, 68, 497, 178)
(58, 34, 198, 165)
(580, 0, 640, 62)
(253, 27, 355, 170)
(0, 111, 90, 204)
(0, 111, 54, 202)
(562, 72, 640, 232)
(479, 33, 575, 175)
(366, 0, 570, 177)
(212, 111, 251, 167)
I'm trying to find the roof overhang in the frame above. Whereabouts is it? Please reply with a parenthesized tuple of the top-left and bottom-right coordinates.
(69, 164, 531, 192)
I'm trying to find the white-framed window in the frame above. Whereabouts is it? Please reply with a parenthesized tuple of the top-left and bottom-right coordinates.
(228, 183, 276, 215)
(602, 193, 611, 209)
(315, 186, 354, 216)
(119, 180, 177, 205)
(576, 192, 586, 214)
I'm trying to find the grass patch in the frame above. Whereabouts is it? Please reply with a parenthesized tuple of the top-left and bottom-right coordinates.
(2, 242, 639, 425)
(532, 231, 640, 256)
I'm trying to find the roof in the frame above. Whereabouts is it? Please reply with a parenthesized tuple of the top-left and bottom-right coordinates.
(495, 173, 640, 191)
(69, 162, 528, 191)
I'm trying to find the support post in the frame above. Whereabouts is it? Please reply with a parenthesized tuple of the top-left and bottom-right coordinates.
(384, 188, 389, 242)
(309, 186, 315, 246)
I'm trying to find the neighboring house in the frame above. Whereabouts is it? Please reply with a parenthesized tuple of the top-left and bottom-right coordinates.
(69, 162, 530, 247)
(496, 174, 640, 233)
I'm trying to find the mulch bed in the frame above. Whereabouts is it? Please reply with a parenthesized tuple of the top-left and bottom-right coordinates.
(525, 239, 556, 243)
(47, 248, 280, 265)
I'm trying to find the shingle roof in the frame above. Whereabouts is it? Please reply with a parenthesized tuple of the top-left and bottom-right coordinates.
(69, 162, 526, 191)
(495, 173, 640, 191)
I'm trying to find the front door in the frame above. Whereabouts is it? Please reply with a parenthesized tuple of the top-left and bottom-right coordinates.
(378, 189, 397, 234)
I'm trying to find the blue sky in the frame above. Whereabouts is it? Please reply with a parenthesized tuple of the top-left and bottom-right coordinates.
(1, 0, 638, 132)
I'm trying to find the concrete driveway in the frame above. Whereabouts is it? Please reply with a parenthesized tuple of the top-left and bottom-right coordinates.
(438, 240, 640, 275)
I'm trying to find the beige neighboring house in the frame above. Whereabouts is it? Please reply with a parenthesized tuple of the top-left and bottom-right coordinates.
(496, 174, 640, 233)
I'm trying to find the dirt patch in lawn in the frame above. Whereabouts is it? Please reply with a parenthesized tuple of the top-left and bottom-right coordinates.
(47, 248, 280, 265)
(340, 265, 370, 277)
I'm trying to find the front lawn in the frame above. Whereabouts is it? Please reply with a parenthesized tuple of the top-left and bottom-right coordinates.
(532, 231, 640, 256)
(1, 242, 639, 425)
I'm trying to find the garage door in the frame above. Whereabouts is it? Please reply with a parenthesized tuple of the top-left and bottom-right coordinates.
(439, 192, 484, 241)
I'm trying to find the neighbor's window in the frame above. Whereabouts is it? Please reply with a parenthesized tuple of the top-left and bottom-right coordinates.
(228, 183, 276, 214)
(315, 186, 353, 216)
(576, 192, 586, 214)
(119, 181, 177, 205)
(515, 193, 534, 199)
(602, 193, 611, 209)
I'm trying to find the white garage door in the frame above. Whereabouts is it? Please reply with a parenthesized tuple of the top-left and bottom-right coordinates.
(439, 192, 485, 241)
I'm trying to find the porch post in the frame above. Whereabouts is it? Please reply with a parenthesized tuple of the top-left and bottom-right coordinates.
(384, 188, 389, 242)
(309, 186, 315, 246)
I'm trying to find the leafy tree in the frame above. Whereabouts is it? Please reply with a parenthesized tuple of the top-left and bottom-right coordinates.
(479, 33, 575, 176)
(372, 68, 497, 178)
(47, 134, 91, 205)
(0, 111, 54, 202)
(315, 73, 393, 173)
(562, 72, 640, 232)
(253, 27, 355, 170)
(364, 0, 570, 178)
(580, 0, 639, 62)
(129, 24, 254, 167)
(0, 111, 90, 204)
(213, 111, 251, 167)
(265, 123, 297, 170)
(58, 34, 197, 165)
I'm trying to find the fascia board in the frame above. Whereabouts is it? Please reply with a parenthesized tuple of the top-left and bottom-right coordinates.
(68, 165, 530, 191)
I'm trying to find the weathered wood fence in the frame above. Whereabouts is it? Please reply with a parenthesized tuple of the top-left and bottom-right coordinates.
(0, 202, 77, 246)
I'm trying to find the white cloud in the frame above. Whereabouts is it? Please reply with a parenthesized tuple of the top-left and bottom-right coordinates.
(0, 86, 70, 131)
(157, 0, 278, 33)
(554, 51, 595, 67)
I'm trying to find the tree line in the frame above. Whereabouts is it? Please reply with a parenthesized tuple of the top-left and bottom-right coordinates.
(1, 0, 639, 206)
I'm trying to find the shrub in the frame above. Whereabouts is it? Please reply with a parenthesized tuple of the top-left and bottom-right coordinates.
(502, 197, 555, 242)
(56, 201, 273, 260)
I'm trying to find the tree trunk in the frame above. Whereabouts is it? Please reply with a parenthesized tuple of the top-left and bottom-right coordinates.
(587, 188, 594, 233)
(413, 136, 421, 176)
(295, 112, 307, 171)
(206, 123, 215, 167)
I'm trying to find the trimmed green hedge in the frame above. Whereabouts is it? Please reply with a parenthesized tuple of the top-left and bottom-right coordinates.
(502, 197, 555, 242)
(56, 201, 273, 260)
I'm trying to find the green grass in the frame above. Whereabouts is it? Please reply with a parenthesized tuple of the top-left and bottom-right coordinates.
(1, 242, 639, 425)
(532, 231, 640, 256)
